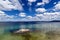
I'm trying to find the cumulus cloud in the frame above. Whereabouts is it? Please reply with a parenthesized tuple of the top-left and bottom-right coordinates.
(27, 16, 33, 19)
(36, 0, 51, 6)
(0, 0, 25, 21)
(13, 11, 60, 21)
(0, 11, 6, 16)
(0, 11, 16, 21)
(36, 14, 43, 17)
(54, 1, 60, 11)
(0, 0, 60, 21)
(35, 1, 60, 21)
(28, 0, 36, 3)
(28, 0, 37, 6)
(42, 0, 51, 4)
(19, 12, 60, 21)
(0, 0, 23, 11)
(19, 12, 26, 17)
(36, 2, 44, 6)
(10, 0, 23, 11)
(5, 11, 59, 21)
(35, 8, 46, 13)
(35, 12, 60, 21)
(28, 0, 51, 6)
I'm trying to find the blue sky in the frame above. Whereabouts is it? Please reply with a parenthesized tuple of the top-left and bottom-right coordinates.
(0, 0, 60, 21)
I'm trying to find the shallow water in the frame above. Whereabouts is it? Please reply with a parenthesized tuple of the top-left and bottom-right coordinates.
(0, 22, 60, 34)
(0, 22, 60, 40)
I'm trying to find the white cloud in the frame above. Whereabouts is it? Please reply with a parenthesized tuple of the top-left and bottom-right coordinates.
(36, 14, 43, 17)
(36, 2, 44, 6)
(0, 11, 6, 16)
(2, 11, 59, 21)
(5, 15, 15, 19)
(0, 0, 60, 21)
(54, 1, 60, 11)
(32, 12, 60, 21)
(10, 0, 23, 11)
(0, 0, 23, 11)
(35, 8, 46, 13)
(43, 12, 60, 21)
(28, 0, 36, 2)
(27, 16, 33, 19)
(36, 0, 51, 6)
(28, 0, 37, 6)
(42, 0, 51, 4)
(19, 12, 26, 17)
(13, 12, 60, 21)
(0, 11, 16, 21)
(0, 11, 14, 18)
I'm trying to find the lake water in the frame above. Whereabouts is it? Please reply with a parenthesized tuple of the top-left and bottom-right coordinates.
(0, 22, 60, 34)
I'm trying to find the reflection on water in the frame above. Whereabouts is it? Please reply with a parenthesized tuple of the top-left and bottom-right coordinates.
(0, 22, 60, 34)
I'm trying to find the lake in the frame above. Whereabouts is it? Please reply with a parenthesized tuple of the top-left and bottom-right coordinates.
(0, 22, 60, 34)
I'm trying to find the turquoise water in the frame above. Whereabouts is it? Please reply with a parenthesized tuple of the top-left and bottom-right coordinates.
(0, 22, 60, 34)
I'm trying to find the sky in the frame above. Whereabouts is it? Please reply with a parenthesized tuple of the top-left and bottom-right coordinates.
(0, 0, 60, 21)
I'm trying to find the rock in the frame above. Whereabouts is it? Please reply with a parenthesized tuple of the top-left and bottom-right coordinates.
(14, 29, 30, 33)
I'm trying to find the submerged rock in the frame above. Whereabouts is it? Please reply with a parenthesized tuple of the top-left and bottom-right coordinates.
(14, 29, 30, 34)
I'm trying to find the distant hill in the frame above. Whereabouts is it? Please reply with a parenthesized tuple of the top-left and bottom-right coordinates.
(50, 20, 60, 22)
(0, 20, 60, 23)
